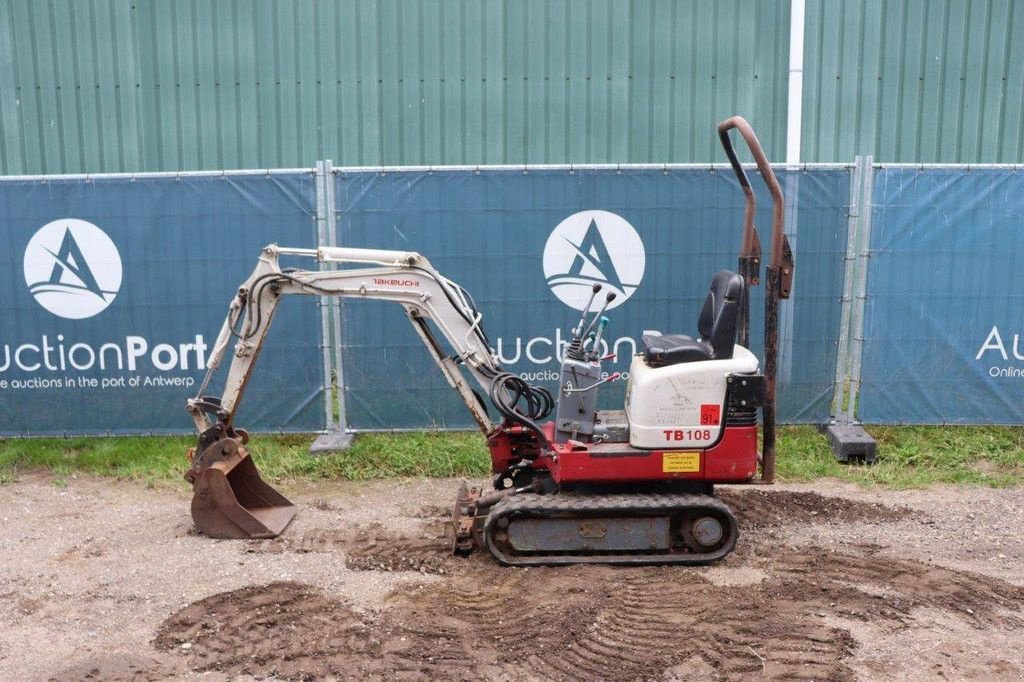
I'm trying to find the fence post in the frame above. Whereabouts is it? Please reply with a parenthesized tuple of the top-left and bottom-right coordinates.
(825, 155, 877, 462)
(831, 160, 861, 415)
(310, 159, 354, 453)
(845, 156, 874, 424)
(327, 160, 352, 443)
(778, 171, 800, 384)
(313, 161, 334, 433)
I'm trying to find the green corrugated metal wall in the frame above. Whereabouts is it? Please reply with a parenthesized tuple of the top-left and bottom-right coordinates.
(0, 0, 790, 172)
(1, 0, 1021, 174)
(803, 0, 1024, 162)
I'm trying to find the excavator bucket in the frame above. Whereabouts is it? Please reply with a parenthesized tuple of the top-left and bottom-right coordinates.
(185, 435, 295, 539)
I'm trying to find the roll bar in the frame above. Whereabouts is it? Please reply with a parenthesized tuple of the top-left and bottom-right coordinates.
(716, 116, 795, 484)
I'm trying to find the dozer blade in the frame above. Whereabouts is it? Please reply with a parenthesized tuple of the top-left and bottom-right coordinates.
(186, 436, 296, 539)
(451, 481, 483, 556)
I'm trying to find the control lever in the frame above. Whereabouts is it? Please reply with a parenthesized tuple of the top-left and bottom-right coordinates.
(582, 292, 617, 338)
(590, 316, 610, 357)
(562, 372, 621, 394)
(574, 283, 603, 338)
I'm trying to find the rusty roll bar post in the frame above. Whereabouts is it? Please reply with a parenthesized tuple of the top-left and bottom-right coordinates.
(717, 120, 762, 349)
(716, 116, 794, 484)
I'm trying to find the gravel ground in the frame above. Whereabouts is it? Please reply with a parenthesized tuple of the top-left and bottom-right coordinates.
(1, 473, 1022, 681)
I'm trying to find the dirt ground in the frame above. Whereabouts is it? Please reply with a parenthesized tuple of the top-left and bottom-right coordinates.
(1, 474, 1023, 681)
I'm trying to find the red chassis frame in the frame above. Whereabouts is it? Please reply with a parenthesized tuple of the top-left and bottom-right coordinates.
(487, 422, 758, 486)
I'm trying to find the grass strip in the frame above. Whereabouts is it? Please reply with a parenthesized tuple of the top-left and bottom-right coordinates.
(1, 425, 1021, 489)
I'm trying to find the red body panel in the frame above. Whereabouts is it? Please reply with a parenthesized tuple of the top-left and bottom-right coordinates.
(486, 422, 759, 485)
(702, 425, 759, 481)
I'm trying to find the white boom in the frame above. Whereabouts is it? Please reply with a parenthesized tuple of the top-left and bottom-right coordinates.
(188, 244, 505, 435)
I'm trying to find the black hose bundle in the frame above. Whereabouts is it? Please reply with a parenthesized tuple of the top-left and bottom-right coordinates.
(488, 372, 554, 448)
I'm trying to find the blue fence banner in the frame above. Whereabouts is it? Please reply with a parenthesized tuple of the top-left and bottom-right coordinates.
(0, 172, 324, 435)
(860, 168, 1024, 424)
(8, 164, 1015, 434)
(335, 167, 852, 430)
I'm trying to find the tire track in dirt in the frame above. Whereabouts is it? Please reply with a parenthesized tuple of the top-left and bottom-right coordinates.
(719, 488, 915, 527)
(51, 654, 177, 682)
(154, 581, 484, 680)
(345, 524, 455, 574)
(410, 562, 859, 681)
(153, 582, 372, 677)
(155, 490, 1024, 680)
(244, 528, 351, 554)
(769, 544, 1024, 628)
(533, 575, 685, 680)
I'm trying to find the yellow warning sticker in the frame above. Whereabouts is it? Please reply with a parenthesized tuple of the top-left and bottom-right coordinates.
(662, 451, 701, 473)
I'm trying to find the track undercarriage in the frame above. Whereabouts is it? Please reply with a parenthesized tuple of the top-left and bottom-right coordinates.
(453, 482, 739, 566)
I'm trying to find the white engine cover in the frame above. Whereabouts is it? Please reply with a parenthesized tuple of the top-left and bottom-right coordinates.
(625, 345, 759, 449)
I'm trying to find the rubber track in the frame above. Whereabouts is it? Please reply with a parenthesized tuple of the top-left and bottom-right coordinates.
(483, 492, 738, 566)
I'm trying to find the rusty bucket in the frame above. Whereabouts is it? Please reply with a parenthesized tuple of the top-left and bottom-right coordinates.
(186, 435, 295, 539)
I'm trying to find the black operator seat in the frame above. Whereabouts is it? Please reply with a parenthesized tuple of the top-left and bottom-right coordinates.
(641, 270, 745, 366)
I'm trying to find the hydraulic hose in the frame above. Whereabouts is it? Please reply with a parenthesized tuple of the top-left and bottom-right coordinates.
(488, 372, 554, 449)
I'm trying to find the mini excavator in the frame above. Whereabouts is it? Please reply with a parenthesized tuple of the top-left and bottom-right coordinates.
(184, 116, 793, 565)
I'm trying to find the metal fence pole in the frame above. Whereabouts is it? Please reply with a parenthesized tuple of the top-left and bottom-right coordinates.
(310, 159, 353, 452)
(326, 160, 351, 441)
(825, 155, 878, 462)
(778, 171, 800, 384)
(831, 159, 863, 417)
(845, 156, 874, 423)
(313, 161, 335, 434)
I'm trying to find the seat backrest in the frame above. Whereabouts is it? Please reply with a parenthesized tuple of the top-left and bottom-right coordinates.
(697, 270, 745, 359)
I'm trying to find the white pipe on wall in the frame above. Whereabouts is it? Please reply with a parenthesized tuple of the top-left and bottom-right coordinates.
(786, 0, 806, 166)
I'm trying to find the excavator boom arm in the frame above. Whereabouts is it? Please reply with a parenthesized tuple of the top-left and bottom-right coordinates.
(188, 244, 503, 435)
